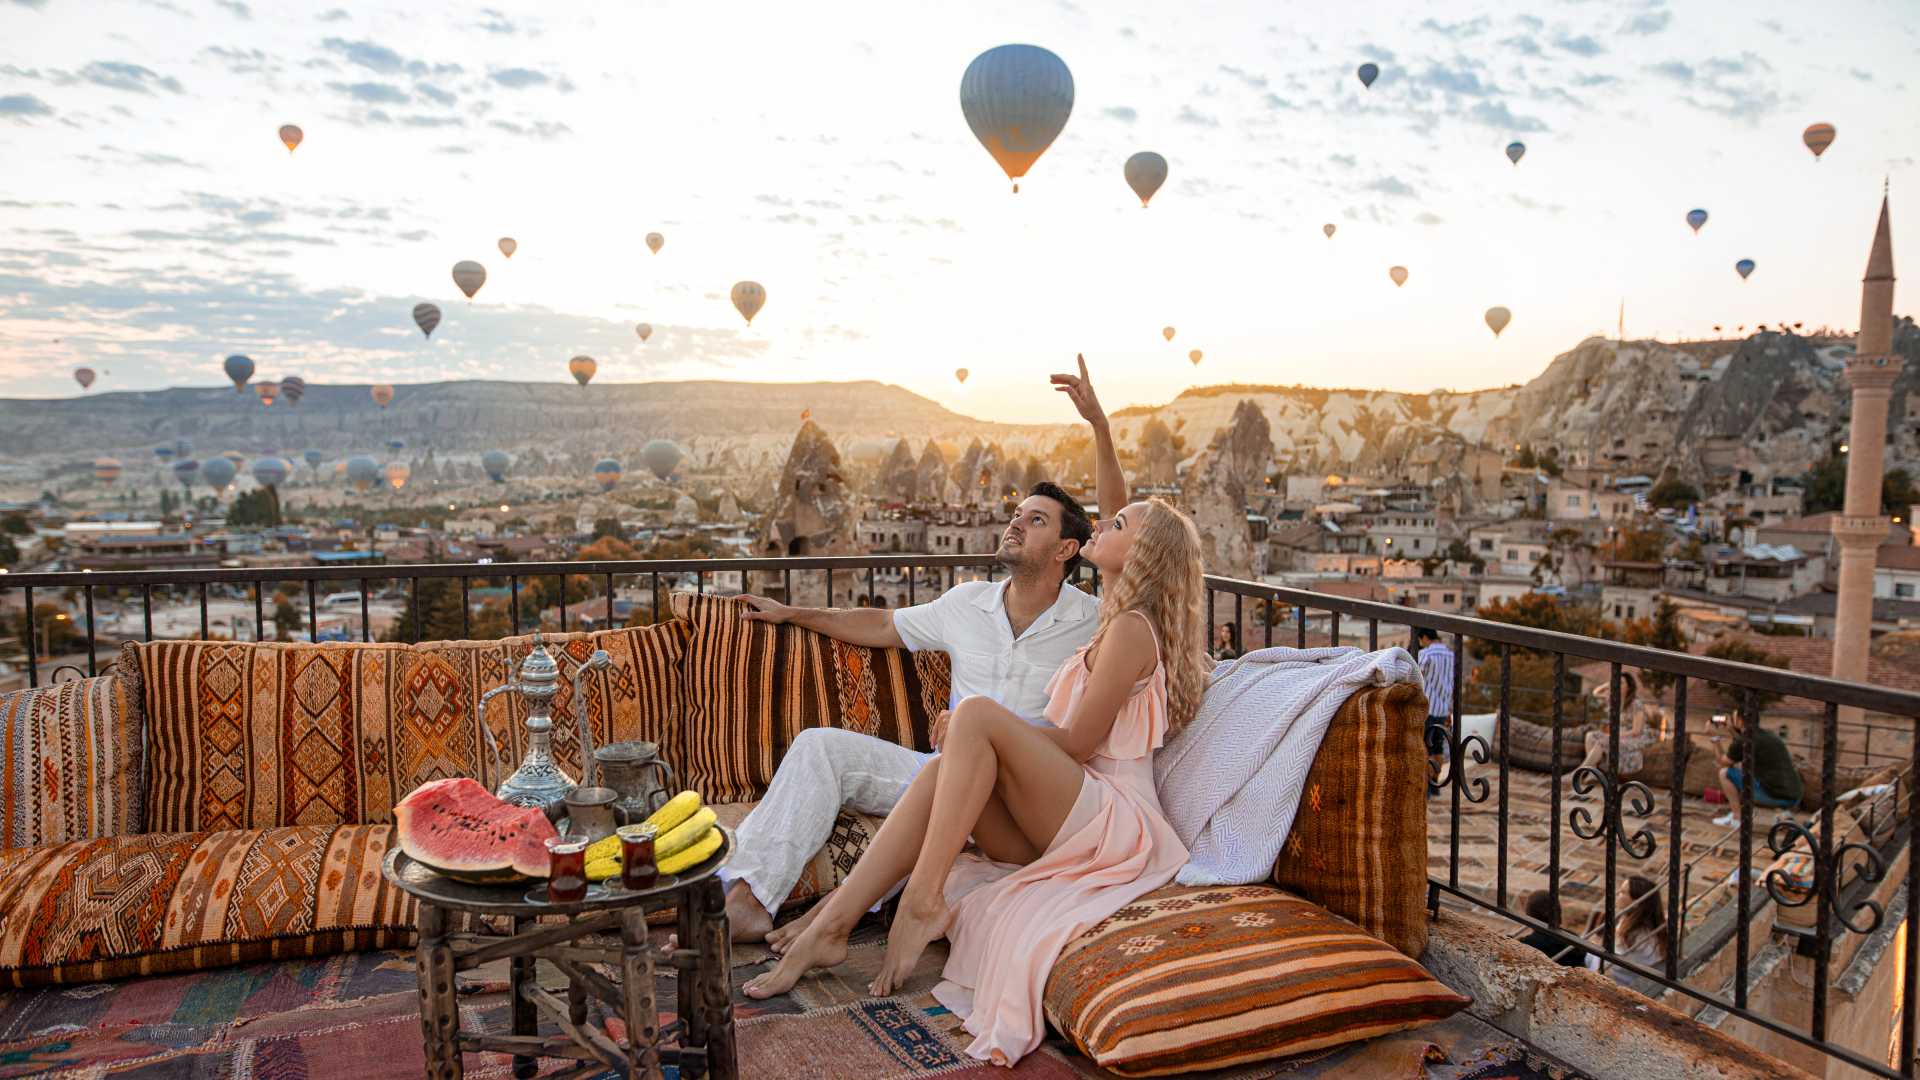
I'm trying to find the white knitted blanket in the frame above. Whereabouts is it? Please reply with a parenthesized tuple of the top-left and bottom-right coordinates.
(1153, 645, 1421, 886)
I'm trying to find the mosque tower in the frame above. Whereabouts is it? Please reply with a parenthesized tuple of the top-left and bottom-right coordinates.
(1831, 192, 1898, 722)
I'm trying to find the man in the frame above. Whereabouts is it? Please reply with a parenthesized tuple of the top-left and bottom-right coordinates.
(1416, 627, 1454, 797)
(1711, 711, 1802, 827)
(716, 357, 1127, 941)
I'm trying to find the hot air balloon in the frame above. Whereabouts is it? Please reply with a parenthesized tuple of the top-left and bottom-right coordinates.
(1188, 349, 1203, 366)
(345, 455, 379, 493)
(954, 367, 969, 384)
(1357, 62, 1379, 89)
(304, 449, 323, 470)
(279, 375, 305, 406)
(278, 124, 302, 153)
(174, 437, 193, 457)
(386, 438, 406, 453)
(220, 450, 245, 469)
(498, 237, 517, 259)
(645, 232, 664, 255)
(1735, 259, 1756, 280)
(568, 355, 597, 386)
(370, 384, 395, 408)
(641, 439, 682, 480)
(1713, 324, 1723, 333)
(73, 367, 96, 390)
(959, 44, 1074, 193)
(731, 281, 766, 325)
(224, 354, 254, 391)
(635, 323, 652, 342)
(1389, 265, 1408, 287)
(1322, 223, 1336, 238)
(1123, 151, 1168, 207)
(384, 461, 411, 491)
(256, 381, 279, 407)
(251, 457, 288, 488)
(1803, 122, 1835, 161)
(482, 449, 512, 483)
(154, 445, 175, 461)
(1162, 326, 1175, 342)
(592, 458, 623, 492)
(1485, 306, 1512, 337)
(413, 303, 441, 338)
(1505, 141, 1526, 165)
(451, 260, 486, 300)
(92, 458, 122, 484)
(1686, 208, 1709, 234)
(202, 455, 237, 492)
(173, 459, 199, 486)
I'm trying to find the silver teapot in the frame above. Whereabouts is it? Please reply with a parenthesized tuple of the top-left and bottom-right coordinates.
(475, 634, 612, 811)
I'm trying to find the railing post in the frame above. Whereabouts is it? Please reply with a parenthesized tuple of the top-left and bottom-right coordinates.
(1666, 677, 1687, 983)
(252, 581, 264, 643)
(1549, 650, 1565, 924)
(1496, 643, 1511, 908)
(306, 580, 318, 643)
(83, 585, 96, 676)
(1604, 663, 1622, 962)
(1736, 700, 1756, 1011)
(23, 585, 37, 688)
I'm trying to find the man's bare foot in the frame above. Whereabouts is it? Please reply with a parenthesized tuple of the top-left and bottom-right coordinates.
(767, 900, 825, 955)
(725, 881, 772, 944)
(868, 893, 951, 997)
(742, 924, 848, 1000)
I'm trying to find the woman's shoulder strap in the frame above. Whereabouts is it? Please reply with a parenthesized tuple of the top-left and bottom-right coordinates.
(1123, 608, 1163, 662)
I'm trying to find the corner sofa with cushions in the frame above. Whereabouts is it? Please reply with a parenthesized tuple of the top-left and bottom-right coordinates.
(0, 592, 1463, 1075)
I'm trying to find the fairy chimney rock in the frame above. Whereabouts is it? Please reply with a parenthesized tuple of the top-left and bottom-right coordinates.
(764, 419, 860, 558)
(1186, 399, 1272, 578)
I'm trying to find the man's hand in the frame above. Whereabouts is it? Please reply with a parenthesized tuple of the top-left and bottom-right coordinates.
(1051, 354, 1106, 428)
(931, 710, 952, 751)
(740, 595, 796, 624)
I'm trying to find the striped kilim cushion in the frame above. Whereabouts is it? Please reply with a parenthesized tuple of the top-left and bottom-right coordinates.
(1042, 885, 1469, 1077)
(1270, 680, 1430, 957)
(0, 674, 144, 848)
(0, 823, 416, 988)
(127, 620, 689, 833)
(675, 594, 949, 804)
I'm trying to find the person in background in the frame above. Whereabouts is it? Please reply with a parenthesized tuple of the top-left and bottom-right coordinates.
(1711, 710, 1803, 827)
(1568, 672, 1668, 798)
(1415, 627, 1454, 797)
(855, 595, 873, 608)
(1516, 890, 1588, 968)
(1583, 875, 1669, 985)
(1212, 622, 1241, 661)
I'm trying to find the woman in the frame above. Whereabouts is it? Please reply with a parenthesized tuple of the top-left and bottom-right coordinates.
(1213, 621, 1241, 660)
(744, 498, 1207, 1068)
(1583, 875, 1670, 985)
(1570, 672, 1666, 791)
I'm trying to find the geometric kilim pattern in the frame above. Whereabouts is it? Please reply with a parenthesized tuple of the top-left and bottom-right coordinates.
(123, 618, 690, 833)
(0, 674, 144, 848)
(707, 801, 884, 912)
(0, 824, 417, 988)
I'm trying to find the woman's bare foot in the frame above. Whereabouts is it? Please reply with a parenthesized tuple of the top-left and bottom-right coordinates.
(767, 900, 825, 955)
(725, 880, 773, 943)
(742, 923, 848, 1000)
(869, 893, 952, 997)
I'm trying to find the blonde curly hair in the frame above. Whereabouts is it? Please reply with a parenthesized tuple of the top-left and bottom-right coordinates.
(1088, 499, 1207, 737)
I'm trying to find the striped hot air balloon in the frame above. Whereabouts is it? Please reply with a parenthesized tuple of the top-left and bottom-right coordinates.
(959, 45, 1074, 193)
(1803, 122, 1835, 160)
(568, 355, 597, 386)
(592, 457, 623, 492)
(279, 375, 305, 406)
(93, 458, 123, 484)
(451, 261, 486, 300)
(255, 381, 279, 407)
(731, 282, 766, 325)
(384, 461, 411, 491)
(223, 354, 254, 391)
(413, 303, 441, 338)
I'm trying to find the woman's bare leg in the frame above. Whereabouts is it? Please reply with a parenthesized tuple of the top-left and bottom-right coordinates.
(871, 696, 1085, 996)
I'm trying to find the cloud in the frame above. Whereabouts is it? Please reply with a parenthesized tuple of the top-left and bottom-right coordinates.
(1174, 104, 1218, 127)
(488, 67, 550, 89)
(1367, 175, 1417, 198)
(489, 118, 570, 139)
(330, 81, 409, 105)
(0, 93, 53, 117)
(1500, 35, 1542, 56)
(202, 45, 277, 75)
(1421, 16, 1490, 39)
(1357, 44, 1395, 62)
(1515, 14, 1544, 31)
(476, 8, 517, 33)
(434, 144, 471, 155)
(416, 83, 456, 106)
(1218, 64, 1268, 90)
(1646, 60, 1692, 81)
(214, 0, 250, 18)
(73, 60, 184, 95)
(322, 38, 404, 74)
(1468, 100, 1547, 132)
(1644, 52, 1779, 120)
(1849, 68, 1872, 83)
(1621, 10, 1671, 34)
(1414, 211, 1444, 225)
(1101, 105, 1136, 123)
(1328, 153, 1357, 168)
(317, 7, 348, 20)
(1418, 61, 1491, 97)
(1510, 193, 1565, 215)
(1553, 33, 1604, 57)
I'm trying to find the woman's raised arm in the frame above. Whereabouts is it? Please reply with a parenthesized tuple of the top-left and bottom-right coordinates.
(1046, 611, 1157, 763)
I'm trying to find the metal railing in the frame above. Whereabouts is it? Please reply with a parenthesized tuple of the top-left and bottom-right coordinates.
(5, 555, 1920, 1077)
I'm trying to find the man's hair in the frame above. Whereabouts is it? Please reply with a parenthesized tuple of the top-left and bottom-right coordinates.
(1029, 481, 1093, 579)
(1415, 626, 1439, 645)
(1524, 889, 1560, 925)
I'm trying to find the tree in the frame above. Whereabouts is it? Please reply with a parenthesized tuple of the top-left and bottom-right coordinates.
(1442, 538, 1486, 574)
(1604, 525, 1667, 563)
(1618, 599, 1687, 691)
(0, 514, 28, 536)
(1464, 651, 1585, 722)
(272, 596, 304, 641)
(577, 536, 639, 562)
(592, 517, 624, 541)
(225, 488, 281, 528)
(1471, 592, 1614, 659)
(1648, 479, 1701, 510)
(383, 578, 473, 644)
(1703, 634, 1792, 712)
(1887, 469, 1920, 516)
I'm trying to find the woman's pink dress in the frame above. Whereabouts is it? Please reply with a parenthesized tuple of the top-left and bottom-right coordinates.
(931, 616, 1189, 1065)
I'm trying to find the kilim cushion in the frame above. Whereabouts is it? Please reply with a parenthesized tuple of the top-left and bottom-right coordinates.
(0, 823, 416, 988)
(674, 593, 950, 804)
(1269, 681, 1430, 957)
(0, 674, 144, 848)
(709, 801, 883, 911)
(1042, 885, 1470, 1077)
(1501, 714, 1598, 774)
(126, 620, 689, 833)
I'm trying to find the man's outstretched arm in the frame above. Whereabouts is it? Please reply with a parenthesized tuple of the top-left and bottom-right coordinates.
(1053, 353, 1128, 521)
(739, 595, 904, 648)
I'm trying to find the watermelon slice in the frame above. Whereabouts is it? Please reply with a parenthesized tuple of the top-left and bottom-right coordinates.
(395, 777, 559, 882)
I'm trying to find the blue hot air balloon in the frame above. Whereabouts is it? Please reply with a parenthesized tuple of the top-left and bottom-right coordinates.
(201, 455, 238, 491)
(345, 455, 380, 494)
(386, 438, 406, 453)
(1686, 208, 1708, 234)
(959, 44, 1074, 193)
(1357, 62, 1379, 89)
(154, 445, 175, 461)
(304, 449, 323, 469)
(592, 457, 623, 492)
(1735, 258, 1756, 280)
(482, 449, 512, 483)
(251, 457, 289, 488)
(174, 437, 193, 457)
(1505, 141, 1525, 165)
(223, 355, 254, 391)
(172, 458, 199, 486)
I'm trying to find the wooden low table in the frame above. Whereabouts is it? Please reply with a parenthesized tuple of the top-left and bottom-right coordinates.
(383, 829, 737, 1080)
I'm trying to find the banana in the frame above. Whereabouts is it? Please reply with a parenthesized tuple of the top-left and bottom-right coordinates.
(644, 791, 703, 835)
(658, 825, 723, 875)
(585, 856, 621, 882)
(584, 833, 622, 867)
(656, 807, 718, 861)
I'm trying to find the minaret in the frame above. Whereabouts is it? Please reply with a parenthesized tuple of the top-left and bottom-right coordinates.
(1831, 192, 1899, 722)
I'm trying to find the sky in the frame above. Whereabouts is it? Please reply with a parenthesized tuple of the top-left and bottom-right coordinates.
(0, 0, 1916, 425)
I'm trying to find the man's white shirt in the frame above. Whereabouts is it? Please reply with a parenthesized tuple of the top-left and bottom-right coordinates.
(891, 578, 1101, 724)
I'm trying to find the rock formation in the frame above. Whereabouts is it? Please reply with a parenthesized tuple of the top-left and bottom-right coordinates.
(916, 442, 948, 502)
(762, 419, 860, 559)
(1183, 399, 1271, 578)
(878, 438, 917, 503)
(671, 493, 699, 524)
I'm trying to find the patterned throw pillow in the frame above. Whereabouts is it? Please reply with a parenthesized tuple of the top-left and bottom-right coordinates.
(127, 620, 690, 833)
(0, 823, 416, 987)
(1270, 681, 1430, 958)
(674, 594, 950, 804)
(0, 674, 144, 848)
(1042, 885, 1470, 1077)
